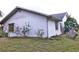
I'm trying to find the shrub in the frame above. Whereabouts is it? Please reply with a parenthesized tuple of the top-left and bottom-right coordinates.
(37, 29, 44, 38)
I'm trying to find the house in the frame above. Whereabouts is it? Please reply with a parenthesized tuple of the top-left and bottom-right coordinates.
(0, 7, 68, 38)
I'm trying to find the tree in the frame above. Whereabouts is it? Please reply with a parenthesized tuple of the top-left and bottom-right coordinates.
(15, 26, 22, 36)
(37, 29, 44, 37)
(64, 16, 78, 32)
(22, 22, 31, 37)
(0, 10, 3, 17)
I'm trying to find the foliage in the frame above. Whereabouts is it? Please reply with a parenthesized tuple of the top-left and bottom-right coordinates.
(0, 10, 3, 17)
(21, 22, 31, 36)
(0, 26, 8, 37)
(15, 22, 31, 37)
(37, 29, 44, 37)
(64, 16, 78, 32)
(15, 26, 22, 36)
(0, 27, 3, 37)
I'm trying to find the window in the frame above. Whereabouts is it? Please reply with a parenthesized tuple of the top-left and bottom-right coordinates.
(8, 23, 14, 32)
(55, 21, 58, 30)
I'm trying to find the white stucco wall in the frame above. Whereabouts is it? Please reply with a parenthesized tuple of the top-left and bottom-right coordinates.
(48, 20, 62, 38)
(3, 10, 48, 38)
(2, 10, 66, 38)
(61, 14, 67, 28)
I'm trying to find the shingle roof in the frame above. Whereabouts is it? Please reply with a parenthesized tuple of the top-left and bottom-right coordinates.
(51, 12, 67, 21)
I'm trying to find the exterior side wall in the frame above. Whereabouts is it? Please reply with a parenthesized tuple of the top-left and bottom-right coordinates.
(48, 20, 62, 38)
(62, 14, 67, 28)
(3, 10, 48, 38)
(61, 15, 67, 32)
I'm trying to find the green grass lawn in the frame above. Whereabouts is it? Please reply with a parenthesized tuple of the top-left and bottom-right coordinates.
(0, 33, 79, 52)
(0, 26, 79, 52)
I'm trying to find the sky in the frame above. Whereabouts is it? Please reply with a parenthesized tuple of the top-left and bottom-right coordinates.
(0, 0, 79, 23)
